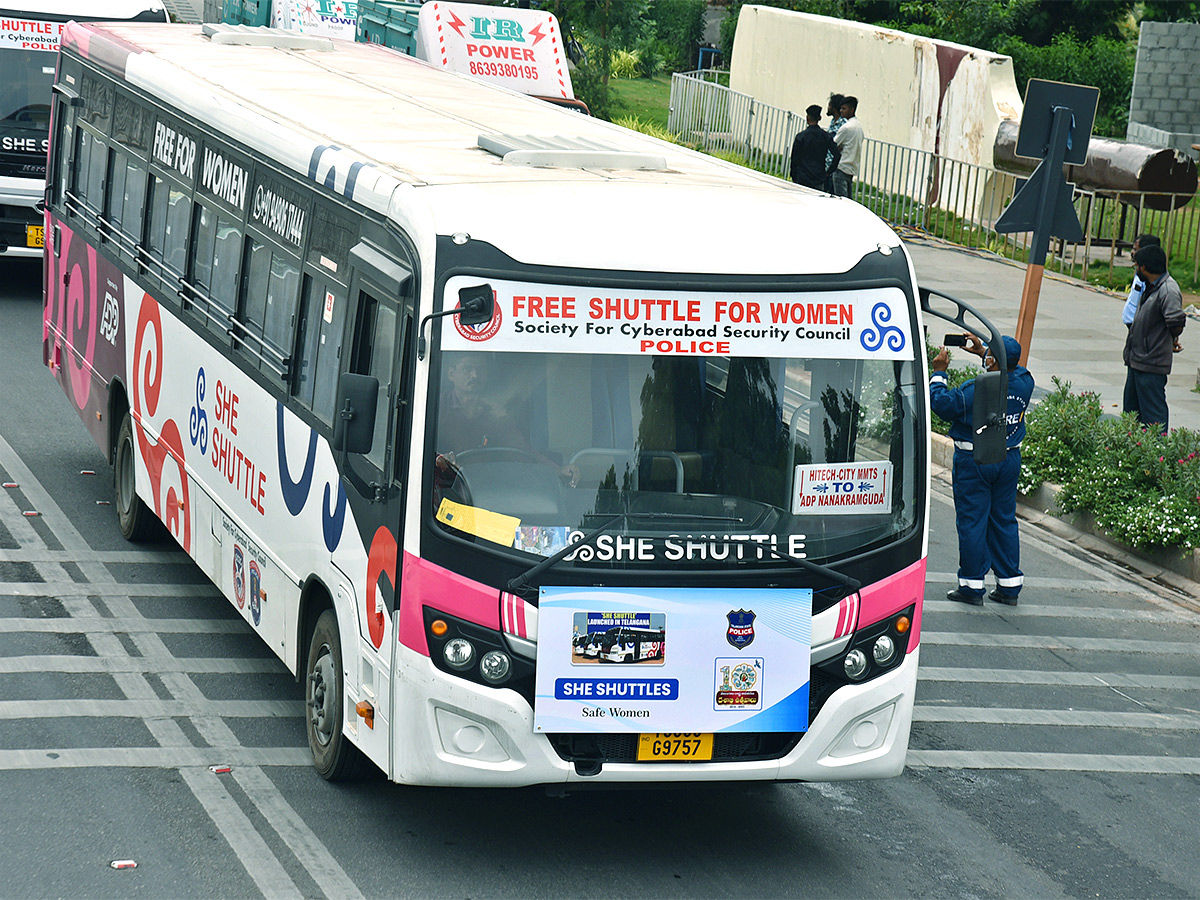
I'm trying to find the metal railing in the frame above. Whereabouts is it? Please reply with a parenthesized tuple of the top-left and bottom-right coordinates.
(669, 71, 1200, 286)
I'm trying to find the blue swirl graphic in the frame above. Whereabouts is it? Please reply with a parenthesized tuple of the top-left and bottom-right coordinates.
(322, 481, 347, 553)
(276, 401, 347, 552)
(859, 302, 906, 353)
(189, 368, 208, 456)
(276, 401, 316, 517)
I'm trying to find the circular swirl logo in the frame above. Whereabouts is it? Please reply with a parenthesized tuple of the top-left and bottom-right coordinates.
(859, 302, 906, 353)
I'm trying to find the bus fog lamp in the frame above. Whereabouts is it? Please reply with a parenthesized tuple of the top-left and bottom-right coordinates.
(843, 649, 868, 680)
(479, 650, 512, 684)
(872, 635, 896, 665)
(444, 638, 475, 670)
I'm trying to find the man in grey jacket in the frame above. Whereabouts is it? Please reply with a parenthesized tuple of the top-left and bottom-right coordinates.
(1123, 244, 1186, 432)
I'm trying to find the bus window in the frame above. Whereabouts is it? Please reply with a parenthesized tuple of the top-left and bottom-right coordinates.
(192, 203, 216, 291)
(212, 217, 243, 315)
(296, 275, 347, 424)
(77, 128, 106, 216)
(147, 175, 190, 279)
(352, 291, 397, 471)
(264, 253, 300, 358)
(107, 151, 147, 246)
(242, 238, 271, 338)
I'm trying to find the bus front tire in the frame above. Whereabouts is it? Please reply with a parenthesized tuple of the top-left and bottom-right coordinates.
(306, 609, 365, 781)
(115, 413, 155, 542)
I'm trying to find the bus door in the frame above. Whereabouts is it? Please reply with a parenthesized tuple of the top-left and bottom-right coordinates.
(334, 241, 413, 770)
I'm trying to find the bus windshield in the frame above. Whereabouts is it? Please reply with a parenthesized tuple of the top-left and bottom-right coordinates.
(0, 48, 53, 128)
(431, 322, 921, 567)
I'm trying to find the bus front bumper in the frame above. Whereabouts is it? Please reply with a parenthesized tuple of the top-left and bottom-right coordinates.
(0, 178, 45, 258)
(390, 645, 918, 787)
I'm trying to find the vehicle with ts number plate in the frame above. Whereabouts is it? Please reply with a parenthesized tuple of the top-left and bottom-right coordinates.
(0, 1, 167, 258)
(42, 20, 1004, 786)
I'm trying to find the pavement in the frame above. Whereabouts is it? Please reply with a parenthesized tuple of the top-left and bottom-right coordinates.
(904, 233, 1200, 425)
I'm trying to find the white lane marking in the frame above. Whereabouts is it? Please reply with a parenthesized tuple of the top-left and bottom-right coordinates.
(0, 548, 187, 564)
(0, 699, 303, 719)
(923, 598, 1199, 623)
(234, 767, 368, 900)
(181, 767, 306, 900)
(913, 706, 1200, 730)
(918, 666, 1200, 690)
(907, 751, 1200, 775)
(0, 747, 312, 769)
(0, 655, 284, 674)
(0, 581, 218, 597)
(922, 631, 1200, 655)
(2, 423, 360, 900)
(3, 616, 250, 634)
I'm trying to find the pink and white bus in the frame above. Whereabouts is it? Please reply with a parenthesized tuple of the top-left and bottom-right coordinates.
(42, 21, 985, 786)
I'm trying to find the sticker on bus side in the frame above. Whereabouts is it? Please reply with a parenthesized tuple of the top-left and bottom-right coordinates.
(440, 277, 912, 360)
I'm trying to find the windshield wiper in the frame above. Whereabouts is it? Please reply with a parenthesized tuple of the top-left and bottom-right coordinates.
(761, 544, 861, 593)
(505, 513, 627, 598)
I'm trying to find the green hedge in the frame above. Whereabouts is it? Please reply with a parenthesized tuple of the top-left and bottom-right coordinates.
(1019, 378, 1200, 550)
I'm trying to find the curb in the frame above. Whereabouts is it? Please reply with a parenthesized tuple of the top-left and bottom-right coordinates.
(930, 433, 1200, 593)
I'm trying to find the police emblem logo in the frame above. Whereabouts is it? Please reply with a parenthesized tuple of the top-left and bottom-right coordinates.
(248, 559, 261, 626)
(233, 545, 245, 609)
(726, 609, 755, 649)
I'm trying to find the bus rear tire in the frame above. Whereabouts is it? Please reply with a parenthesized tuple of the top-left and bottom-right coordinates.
(115, 413, 155, 542)
(306, 609, 365, 781)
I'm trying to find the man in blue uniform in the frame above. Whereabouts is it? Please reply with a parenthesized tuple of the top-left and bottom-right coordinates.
(930, 334, 1035, 606)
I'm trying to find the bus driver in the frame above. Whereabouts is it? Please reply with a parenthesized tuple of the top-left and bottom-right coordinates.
(435, 353, 579, 487)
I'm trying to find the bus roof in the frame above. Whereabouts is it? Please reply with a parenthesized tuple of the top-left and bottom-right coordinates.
(3, 2, 165, 17)
(66, 22, 901, 276)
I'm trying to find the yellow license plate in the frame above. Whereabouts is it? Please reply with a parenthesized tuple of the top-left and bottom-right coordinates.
(636, 733, 713, 762)
(27, 225, 44, 248)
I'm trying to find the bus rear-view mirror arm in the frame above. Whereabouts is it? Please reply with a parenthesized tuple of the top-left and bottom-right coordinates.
(918, 286, 1009, 466)
(332, 372, 379, 456)
(417, 284, 495, 360)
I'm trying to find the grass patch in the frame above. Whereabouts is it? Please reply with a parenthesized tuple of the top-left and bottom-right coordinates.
(606, 75, 673, 130)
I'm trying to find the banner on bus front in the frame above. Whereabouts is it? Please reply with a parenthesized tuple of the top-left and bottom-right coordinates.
(534, 586, 812, 734)
(440, 276, 913, 360)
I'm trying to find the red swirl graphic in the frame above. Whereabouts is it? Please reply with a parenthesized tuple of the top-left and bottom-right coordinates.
(132, 294, 191, 553)
(45, 223, 98, 412)
(365, 526, 397, 649)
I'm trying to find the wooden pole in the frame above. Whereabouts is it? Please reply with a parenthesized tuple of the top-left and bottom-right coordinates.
(1014, 262, 1044, 367)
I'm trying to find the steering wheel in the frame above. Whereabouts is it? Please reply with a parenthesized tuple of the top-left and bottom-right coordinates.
(5, 104, 49, 124)
(453, 447, 542, 465)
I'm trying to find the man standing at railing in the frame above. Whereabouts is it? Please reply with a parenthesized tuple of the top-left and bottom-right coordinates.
(790, 105, 839, 190)
(1123, 243, 1185, 433)
(823, 93, 846, 193)
(831, 96, 862, 199)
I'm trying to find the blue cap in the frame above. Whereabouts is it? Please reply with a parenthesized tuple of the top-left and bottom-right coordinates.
(988, 335, 1021, 369)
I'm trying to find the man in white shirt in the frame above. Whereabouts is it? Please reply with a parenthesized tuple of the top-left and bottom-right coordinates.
(1122, 234, 1159, 325)
(830, 96, 863, 199)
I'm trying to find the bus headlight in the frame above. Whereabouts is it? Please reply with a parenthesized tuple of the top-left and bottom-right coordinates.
(443, 638, 475, 670)
(872, 635, 896, 666)
(843, 649, 868, 680)
(479, 650, 512, 684)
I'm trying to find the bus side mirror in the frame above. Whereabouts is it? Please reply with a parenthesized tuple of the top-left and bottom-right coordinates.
(332, 373, 379, 455)
(457, 284, 495, 326)
(971, 370, 1008, 466)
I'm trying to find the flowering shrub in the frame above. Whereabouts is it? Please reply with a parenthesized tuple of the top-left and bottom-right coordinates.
(1019, 379, 1200, 550)
(1017, 377, 1103, 493)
